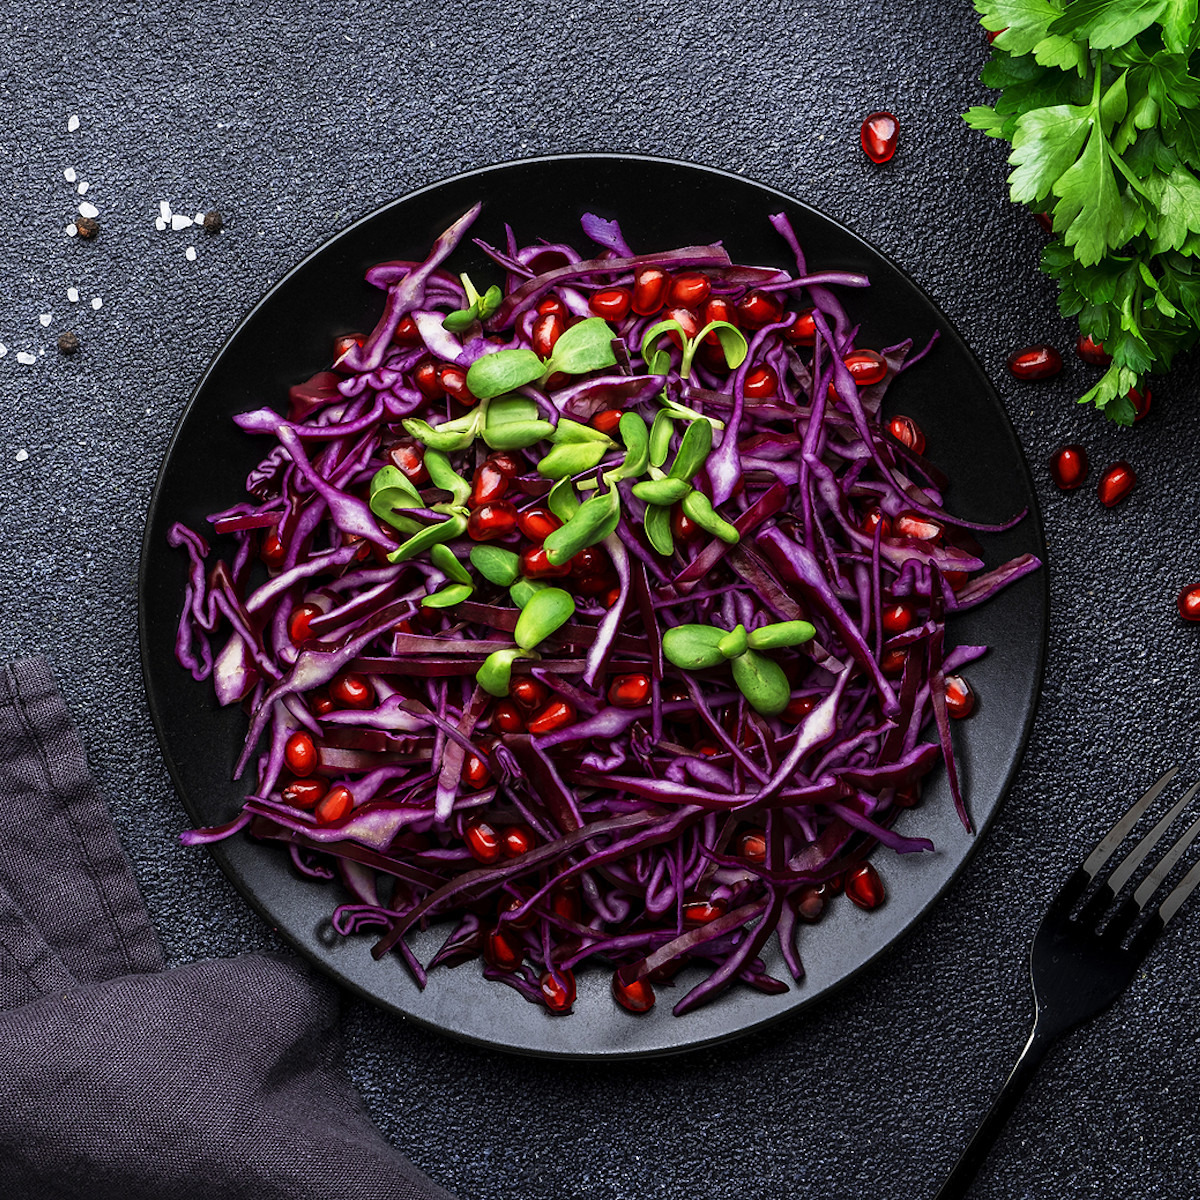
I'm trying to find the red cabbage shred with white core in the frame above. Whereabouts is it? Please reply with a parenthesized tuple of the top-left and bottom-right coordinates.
(170, 204, 1040, 1017)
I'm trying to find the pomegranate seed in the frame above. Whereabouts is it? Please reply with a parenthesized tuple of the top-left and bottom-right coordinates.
(414, 359, 444, 400)
(683, 898, 727, 925)
(526, 699, 576, 734)
(308, 688, 335, 717)
(944, 569, 970, 591)
(468, 501, 518, 542)
(389, 315, 420, 346)
(589, 287, 632, 322)
(330, 672, 374, 710)
(843, 349, 887, 386)
(388, 441, 429, 485)
(462, 752, 491, 790)
(314, 785, 354, 825)
(532, 312, 565, 359)
(825, 872, 845, 896)
(664, 306, 700, 346)
(602, 587, 624, 609)
(570, 545, 607, 576)
(1097, 461, 1136, 507)
(260, 528, 287, 569)
(1048, 444, 1089, 490)
(551, 889, 581, 922)
(499, 889, 539, 930)
(539, 968, 576, 1013)
(886, 414, 925, 455)
(893, 782, 921, 809)
(744, 364, 779, 398)
(881, 600, 915, 634)
(1034, 211, 1054, 233)
(944, 674, 976, 719)
(782, 695, 817, 723)
(1007, 344, 1062, 381)
(502, 825, 535, 857)
(332, 332, 363, 362)
(668, 272, 711, 308)
(672, 504, 702, 542)
(1129, 387, 1152, 421)
(470, 461, 510, 507)
(794, 883, 830, 923)
(738, 830, 767, 864)
(986, 27, 1006, 43)
(592, 408, 624, 434)
(894, 512, 944, 543)
(288, 602, 323, 645)
(438, 364, 476, 406)
(861, 507, 892, 539)
(784, 308, 817, 345)
(577, 571, 618, 598)
(845, 862, 885, 910)
(509, 678, 548, 710)
(465, 820, 502, 864)
(485, 930, 523, 971)
(702, 296, 737, 335)
(488, 452, 522, 478)
(608, 673, 651, 708)
(860, 110, 899, 163)
(735, 289, 784, 329)
(612, 973, 656, 1014)
(516, 505, 562, 542)
(284, 732, 317, 776)
(536, 295, 567, 318)
(1178, 584, 1200, 622)
(632, 267, 669, 316)
(492, 700, 526, 733)
(1075, 335, 1111, 366)
(520, 545, 571, 578)
(282, 778, 328, 810)
(880, 649, 907, 678)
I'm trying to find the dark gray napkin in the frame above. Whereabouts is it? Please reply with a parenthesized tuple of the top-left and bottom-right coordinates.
(0, 657, 457, 1200)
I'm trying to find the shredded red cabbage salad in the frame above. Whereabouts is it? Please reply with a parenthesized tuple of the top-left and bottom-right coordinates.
(171, 204, 1040, 1016)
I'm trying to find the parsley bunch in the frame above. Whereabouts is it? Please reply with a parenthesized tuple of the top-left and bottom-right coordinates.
(965, 0, 1200, 423)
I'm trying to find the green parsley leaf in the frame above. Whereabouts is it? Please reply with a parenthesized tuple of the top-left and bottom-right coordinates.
(1008, 103, 1093, 203)
(1048, 0, 1170, 51)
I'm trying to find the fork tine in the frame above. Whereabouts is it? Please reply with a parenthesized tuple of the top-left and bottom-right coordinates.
(1105, 780, 1200, 893)
(1081, 766, 1179, 878)
(1132, 809, 1200, 910)
(1148, 817, 1200, 925)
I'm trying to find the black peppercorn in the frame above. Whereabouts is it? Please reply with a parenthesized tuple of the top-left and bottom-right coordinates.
(57, 331, 80, 355)
(202, 210, 223, 234)
(75, 216, 99, 239)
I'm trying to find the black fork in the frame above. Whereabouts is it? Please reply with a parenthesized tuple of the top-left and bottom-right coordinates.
(934, 767, 1200, 1200)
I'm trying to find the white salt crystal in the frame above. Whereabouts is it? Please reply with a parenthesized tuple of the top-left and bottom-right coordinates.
(64, 167, 77, 183)
(65, 223, 78, 237)
(0, 345, 7, 358)
(77, 181, 89, 195)
(67, 288, 79, 302)
(67, 115, 80, 132)
(15, 449, 28, 462)
(16, 352, 37, 365)
(39, 314, 52, 327)
(78, 201, 99, 219)
(155, 217, 167, 231)
(185, 246, 197, 261)
(159, 200, 172, 220)
(170, 214, 193, 231)
(195, 212, 205, 224)
(91, 297, 103, 310)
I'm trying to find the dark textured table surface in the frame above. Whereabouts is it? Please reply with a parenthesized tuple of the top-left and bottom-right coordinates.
(4, 3, 1200, 1197)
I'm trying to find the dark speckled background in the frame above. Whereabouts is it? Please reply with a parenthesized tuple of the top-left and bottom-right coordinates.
(3, 3, 1200, 1197)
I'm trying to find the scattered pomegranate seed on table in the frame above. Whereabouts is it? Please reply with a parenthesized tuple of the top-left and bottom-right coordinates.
(1177, 584, 1200, 622)
(1007, 344, 1062, 380)
(1048, 444, 1089, 491)
(860, 111, 899, 163)
(845, 863, 886, 910)
(1075, 335, 1111, 366)
(1097, 461, 1136, 507)
(1128, 387, 1151, 421)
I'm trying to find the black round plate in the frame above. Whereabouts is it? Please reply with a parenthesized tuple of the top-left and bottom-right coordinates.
(139, 154, 1047, 1059)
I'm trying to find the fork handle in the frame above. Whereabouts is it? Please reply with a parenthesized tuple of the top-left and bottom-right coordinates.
(931, 1022, 1057, 1200)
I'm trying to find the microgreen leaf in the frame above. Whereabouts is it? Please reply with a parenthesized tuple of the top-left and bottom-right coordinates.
(470, 544, 521, 586)
(631, 477, 692, 505)
(430, 542, 472, 585)
(542, 317, 618, 376)
(483, 420, 557, 450)
(608, 412, 650, 480)
(466, 347, 545, 400)
(730, 649, 791, 717)
(514, 587, 575, 650)
(401, 416, 479, 452)
(368, 465, 424, 531)
(547, 478, 581, 521)
(422, 582, 473, 609)
(442, 304, 480, 333)
(717, 624, 749, 659)
(643, 503, 674, 557)
(386, 513, 468, 563)
(476, 648, 524, 698)
(552, 418, 614, 444)
(485, 396, 540, 425)
(509, 577, 551, 608)
(422, 450, 472, 508)
(683, 320, 747, 374)
(648, 410, 674, 468)
(536, 440, 611, 479)
(681, 490, 739, 543)
(667, 419, 714, 481)
(640, 319, 685, 375)
(478, 284, 503, 320)
(746, 620, 817, 650)
(543, 488, 621, 565)
(662, 624, 728, 671)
